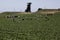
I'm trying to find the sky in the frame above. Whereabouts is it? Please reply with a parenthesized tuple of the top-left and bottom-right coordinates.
(0, 0, 60, 12)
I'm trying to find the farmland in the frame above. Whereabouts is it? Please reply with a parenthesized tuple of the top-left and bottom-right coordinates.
(0, 12, 60, 40)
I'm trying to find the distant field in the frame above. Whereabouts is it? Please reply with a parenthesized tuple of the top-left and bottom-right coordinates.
(0, 12, 60, 40)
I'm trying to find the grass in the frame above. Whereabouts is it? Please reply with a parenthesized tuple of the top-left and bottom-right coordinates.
(0, 12, 60, 40)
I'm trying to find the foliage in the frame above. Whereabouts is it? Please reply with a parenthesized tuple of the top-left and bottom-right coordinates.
(0, 12, 60, 40)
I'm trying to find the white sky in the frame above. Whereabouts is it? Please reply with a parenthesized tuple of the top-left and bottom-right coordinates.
(0, 0, 60, 12)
